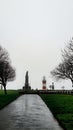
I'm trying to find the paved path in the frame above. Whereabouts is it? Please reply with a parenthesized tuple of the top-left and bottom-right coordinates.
(0, 95, 63, 130)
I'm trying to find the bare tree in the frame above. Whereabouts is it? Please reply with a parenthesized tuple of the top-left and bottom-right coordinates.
(0, 46, 10, 63)
(67, 37, 73, 52)
(51, 37, 73, 88)
(0, 46, 16, 94)
(62, 37, 73, 61)
(51, 60, 73, 87)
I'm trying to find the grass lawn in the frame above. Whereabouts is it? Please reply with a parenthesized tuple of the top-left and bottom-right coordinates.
(40, 94, 73, 130)
(0, 90, 20, 109)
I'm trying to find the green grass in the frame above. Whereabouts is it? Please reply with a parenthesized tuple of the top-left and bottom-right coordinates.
(0, 90, 20, 109)
(40, 94, 73, 130)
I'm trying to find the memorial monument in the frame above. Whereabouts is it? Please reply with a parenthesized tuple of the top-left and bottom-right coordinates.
(23, 71, 31, 91)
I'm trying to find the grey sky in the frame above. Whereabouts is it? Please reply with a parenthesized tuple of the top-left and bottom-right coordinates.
(0, 0, 73, 89)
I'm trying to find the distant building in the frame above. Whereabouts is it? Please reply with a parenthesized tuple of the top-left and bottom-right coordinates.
(49, 82, 54, 90)
(52, 82, 54, 90)
(23, 71, 31, 91)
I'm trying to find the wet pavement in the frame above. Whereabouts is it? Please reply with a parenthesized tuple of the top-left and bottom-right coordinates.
(0, 94, 63, 130)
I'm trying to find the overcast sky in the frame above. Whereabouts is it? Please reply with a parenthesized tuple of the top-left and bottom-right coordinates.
(0, 0, 73, 90)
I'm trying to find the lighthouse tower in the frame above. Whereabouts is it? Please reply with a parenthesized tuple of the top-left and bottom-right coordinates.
(42, 76, 46, 90)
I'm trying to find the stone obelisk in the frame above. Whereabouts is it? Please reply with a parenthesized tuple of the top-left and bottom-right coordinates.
(23, 71, 31, 91)
(25, 71, 29, 90)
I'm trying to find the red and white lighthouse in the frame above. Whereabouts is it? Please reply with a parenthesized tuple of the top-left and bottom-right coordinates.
(42, 76, 46, 90)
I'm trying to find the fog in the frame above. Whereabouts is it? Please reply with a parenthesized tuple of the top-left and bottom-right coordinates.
(0, 0, 73, 90)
